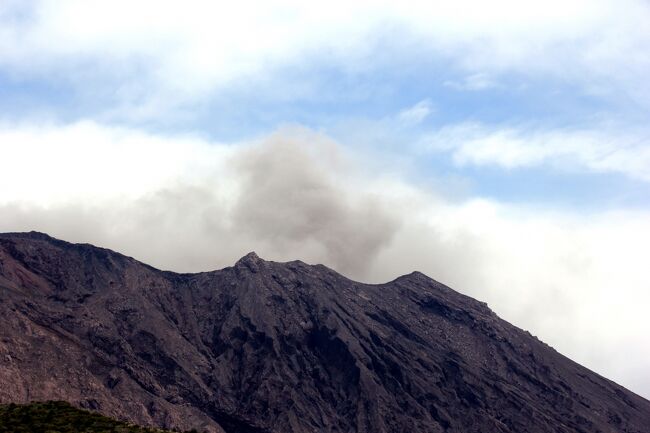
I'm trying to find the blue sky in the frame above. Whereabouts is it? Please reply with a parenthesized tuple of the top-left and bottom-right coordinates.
(1, 0, 648, 209)
(1, 0, 650, 397)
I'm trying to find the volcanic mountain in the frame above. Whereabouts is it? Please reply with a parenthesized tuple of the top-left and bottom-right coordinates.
(0, 232, 648, 433)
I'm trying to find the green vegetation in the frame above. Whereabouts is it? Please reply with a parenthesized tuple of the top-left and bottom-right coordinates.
(0, 401, 199, 433)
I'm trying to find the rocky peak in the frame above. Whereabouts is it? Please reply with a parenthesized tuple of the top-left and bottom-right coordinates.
(234, 251, 265, 273)
(236, 251, 263, 264)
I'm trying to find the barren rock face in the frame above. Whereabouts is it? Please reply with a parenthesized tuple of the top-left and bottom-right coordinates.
(0, 231, 649, 433)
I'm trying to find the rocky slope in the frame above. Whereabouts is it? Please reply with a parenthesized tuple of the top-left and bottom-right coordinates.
(0, 231, 649, 433)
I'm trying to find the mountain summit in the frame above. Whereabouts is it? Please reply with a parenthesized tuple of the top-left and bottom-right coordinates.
(0, 232, 648, 433)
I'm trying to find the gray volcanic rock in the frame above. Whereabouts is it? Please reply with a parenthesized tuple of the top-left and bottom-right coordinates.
(0, 232, 649, 433)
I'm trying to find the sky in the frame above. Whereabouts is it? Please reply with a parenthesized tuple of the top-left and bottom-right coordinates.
(1, 0, 649, 398)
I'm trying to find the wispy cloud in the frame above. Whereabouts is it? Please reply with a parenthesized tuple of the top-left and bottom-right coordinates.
(443, 73, 499, 91)
(424, 122, 650, 181)
(397, 99, 434, 125)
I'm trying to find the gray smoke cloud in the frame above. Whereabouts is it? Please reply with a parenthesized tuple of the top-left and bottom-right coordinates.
(0, 127, 399, 278)
(233, 132, 399, 276)
(1, 123, 649, 399)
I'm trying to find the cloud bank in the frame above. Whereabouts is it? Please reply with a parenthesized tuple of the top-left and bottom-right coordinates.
(1, 122, 649, 398)
(2, 0, 650, 113)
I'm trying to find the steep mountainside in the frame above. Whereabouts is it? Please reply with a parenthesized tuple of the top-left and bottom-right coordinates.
(0, 232, 649, 433)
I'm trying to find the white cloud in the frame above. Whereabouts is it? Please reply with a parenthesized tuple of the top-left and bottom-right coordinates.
(1, 0, 649, 110)
(424, 122, 650, 181)
(443, 73, 499, 91)
(397, 99, 434, 125)
(1, 121, 649, 398)
(0, 121, 236, 204)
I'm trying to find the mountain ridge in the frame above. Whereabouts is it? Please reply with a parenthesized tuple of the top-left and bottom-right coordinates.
(0, 231, 648, 433)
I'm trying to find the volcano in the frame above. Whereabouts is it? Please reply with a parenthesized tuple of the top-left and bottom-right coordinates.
(0, 231, 648, 433)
